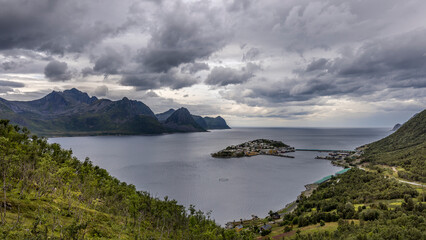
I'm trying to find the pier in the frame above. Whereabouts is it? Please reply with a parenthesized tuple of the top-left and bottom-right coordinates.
(295, 149, 354, 153)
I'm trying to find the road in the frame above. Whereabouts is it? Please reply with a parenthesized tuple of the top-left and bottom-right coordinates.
(359, 166, 425, 187)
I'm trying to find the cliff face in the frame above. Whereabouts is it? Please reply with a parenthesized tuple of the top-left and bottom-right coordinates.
(204, 116, 231, 129)
(164, 108, 206, 132)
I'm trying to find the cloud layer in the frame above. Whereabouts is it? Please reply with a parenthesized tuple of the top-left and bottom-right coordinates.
(0, 0, 425, 126)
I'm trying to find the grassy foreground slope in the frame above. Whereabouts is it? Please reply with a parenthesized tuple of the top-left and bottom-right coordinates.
(362, 109, 426, 182)
(0, 120, 252, 239)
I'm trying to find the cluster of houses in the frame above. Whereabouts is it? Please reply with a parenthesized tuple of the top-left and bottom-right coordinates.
(212, 139, 295, 158)
(315, 151, 352, 160)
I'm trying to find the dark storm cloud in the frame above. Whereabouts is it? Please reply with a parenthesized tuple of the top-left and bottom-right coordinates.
(136, 2, 229, 73)
(1, 61, 18, 71)
(181, 62, 210, 74)
(333, 30, 426, 84)
(305, 58, 329, 72)
(120, 71, 197, 91)
(93, 50, 124, 76)
(205, 66, 254, 86)
(314, 29, 426, 93)
(80, 49, 127, 78)
(206, 62, 261, 87)
(224, 28, 426, 107)
(0, 49, 53, 73)
(0, 80, 25, 88)
(117, 1, 230, 90)
(0, 0, 135, 54)
(44, 60, 72, 81)
(0, 0, 425, 120)
(81, 67, 95, 77)
(0, 79, 25, 94)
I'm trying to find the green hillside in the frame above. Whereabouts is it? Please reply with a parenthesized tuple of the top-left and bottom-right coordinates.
(0, 120, 252, 239)
(362, 110, 426, 182)
(279, 169, 425, 239)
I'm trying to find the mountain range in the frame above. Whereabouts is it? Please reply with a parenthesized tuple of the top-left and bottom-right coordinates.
(0, 88, 230, 136)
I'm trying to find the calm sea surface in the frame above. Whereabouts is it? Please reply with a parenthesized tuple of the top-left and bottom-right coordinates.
(50, 127, 390, 225)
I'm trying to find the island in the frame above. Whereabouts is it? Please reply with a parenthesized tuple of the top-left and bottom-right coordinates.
(211, 139, 295, 158)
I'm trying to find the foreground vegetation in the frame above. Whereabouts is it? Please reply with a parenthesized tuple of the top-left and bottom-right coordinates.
(285, 169, 425, 239)
(238, 169, 425, 239)
(0, 120, 252, 239)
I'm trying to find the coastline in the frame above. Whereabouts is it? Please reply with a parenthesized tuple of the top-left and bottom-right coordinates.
(225, 150, 351, 229)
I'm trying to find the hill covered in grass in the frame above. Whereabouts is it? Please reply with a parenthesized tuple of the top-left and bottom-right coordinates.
(362, 109, 426, 182)
(0, 120, 251, 239)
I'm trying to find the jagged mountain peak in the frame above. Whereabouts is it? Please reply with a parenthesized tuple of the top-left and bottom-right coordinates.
(108, 97, 156, 118)
(156, 108, 176, 122)
(62, 88, 98, 104)
(63, 88, 83, 94)
(165, 107, 206, 132)
(165, 108, 191, 123)
(29, 90, 69, 111)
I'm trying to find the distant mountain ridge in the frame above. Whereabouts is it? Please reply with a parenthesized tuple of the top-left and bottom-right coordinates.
(204, 116, 231, 129)
(164, 108, 207, 132)
(156, 109, 231, 130)
(156, 108, 176, 122)
(0, 88, 230, 136)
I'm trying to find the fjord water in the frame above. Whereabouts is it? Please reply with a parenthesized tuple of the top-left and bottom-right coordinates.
(50, 127, 390, 225)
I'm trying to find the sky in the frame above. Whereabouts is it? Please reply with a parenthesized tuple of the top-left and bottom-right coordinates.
(0, 0, 425, 127)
